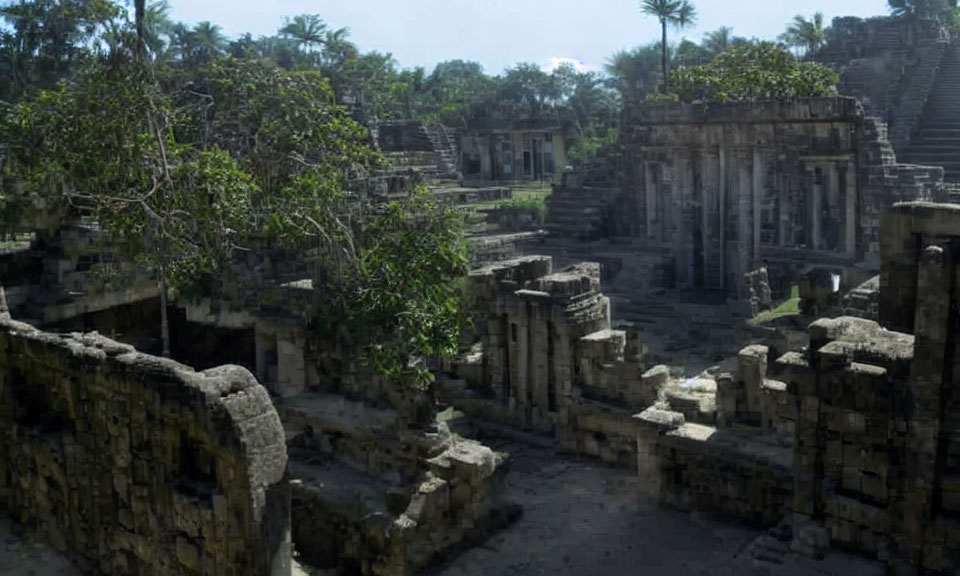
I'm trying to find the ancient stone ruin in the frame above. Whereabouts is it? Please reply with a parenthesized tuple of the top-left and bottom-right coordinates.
(0, 289, 291, 575)
(11, 11, 960, 576)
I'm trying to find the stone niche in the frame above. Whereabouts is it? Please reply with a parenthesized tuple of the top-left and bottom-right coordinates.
(0, 307, 290, 575)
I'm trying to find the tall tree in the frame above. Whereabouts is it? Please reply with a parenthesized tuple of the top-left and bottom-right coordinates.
(639, 0, 697, 91)
(702, 26, 733, 58)
(279, 14, 327, 53)
(605, 43, 663, 99)
(778, 13, 828, 58)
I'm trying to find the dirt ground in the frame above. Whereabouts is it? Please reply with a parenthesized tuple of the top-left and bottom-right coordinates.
(1, 439, 886, 576)
(424, 438, 886, 576)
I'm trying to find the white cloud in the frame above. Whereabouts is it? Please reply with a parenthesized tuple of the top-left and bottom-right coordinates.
(541, 57, 601, 74)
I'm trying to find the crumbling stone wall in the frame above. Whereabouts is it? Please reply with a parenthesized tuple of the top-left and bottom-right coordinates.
(0, 303, 290, 575)
(289, 435, 510, 576)
(635, 408, 792, 528)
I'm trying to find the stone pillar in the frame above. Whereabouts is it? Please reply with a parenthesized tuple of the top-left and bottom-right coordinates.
(900, 244, 952, 571)
(752, 148, 764, 264)
(778, 172, 790, 248)
(738, 155, 752, 295)
(515, 300, 530, 422)
(738, 345, 768, 420)
(879, 207, 920, 333)
(645, 164, 658, 242)
(828, 163, 841, 251)
(844, 162, 857, 258)
(254, 328, 274, 386)
(529, 304, 550, 428)
(675, 155, 692, 287)
(719, 146, 727, 291)
(634, 408, 685, 496)
(811, 166, 822, 251)
(276, 331, 307, 397)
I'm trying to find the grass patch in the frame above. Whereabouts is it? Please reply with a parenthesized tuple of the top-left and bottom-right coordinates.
(748, 284, 800, 326)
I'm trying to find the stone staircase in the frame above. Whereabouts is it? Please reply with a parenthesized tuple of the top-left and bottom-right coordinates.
(545, 187, 611, 240)
(424, 123, 460, 175)
(901, 46, 960, 181)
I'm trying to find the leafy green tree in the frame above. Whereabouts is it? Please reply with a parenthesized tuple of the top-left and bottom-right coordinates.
(340, 188, 469, 387)
(2, 60, 257, 356)
(280, 14, 327, 53)
(605, 43, 663, 99)
(0, 0, 120, 100)
(702, 26, 734, 58)
(670, 41, 839, 102)
(639, 0, 697, 91)
(778, 13, 828, 58)
(674, 38, 710, 66)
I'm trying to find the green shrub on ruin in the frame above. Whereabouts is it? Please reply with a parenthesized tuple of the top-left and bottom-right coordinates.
(669, 42, 839, 103)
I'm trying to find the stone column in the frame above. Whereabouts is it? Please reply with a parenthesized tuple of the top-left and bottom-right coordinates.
(529, 304, 550, 429)
(719, 146, 727, 290)
(844, 162, 857, 258)
(810, 166, 822, 251)
(900, 244, 952, 571)
(675, 155, 692, 287)
(737, 155, 752, 295)
(752, 148, 764, 264)
(879, 207, 920, 332)
(515, 300, 530, 423)
(645, 164, 658, 242)
(738, 345, 769, 420)
(828, 163, 840, 251)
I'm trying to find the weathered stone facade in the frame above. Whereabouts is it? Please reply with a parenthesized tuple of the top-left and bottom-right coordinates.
(545, 98, 953, 301)
(0, 299, 291, 575)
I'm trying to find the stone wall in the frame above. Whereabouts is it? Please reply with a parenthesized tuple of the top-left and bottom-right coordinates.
(289, 435, 511, 576)
(0, 301, 290, 575)
(636, 409, 793, 527)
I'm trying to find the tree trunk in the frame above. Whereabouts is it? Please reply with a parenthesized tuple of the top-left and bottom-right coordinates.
(661, 20, 669, 91)
(134, 0, 146, 61)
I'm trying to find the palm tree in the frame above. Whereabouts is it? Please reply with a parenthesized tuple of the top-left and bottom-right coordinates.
(191, 21, 226, 64)
(640, 0, 697, 91)
(142, 1, 174, 58)
(778, 13, 827, 58)
(702, 26, 733, 58)
(321, 27, 357, 69)
(604, 43, 663, 98)
(280, 14, 326, 52)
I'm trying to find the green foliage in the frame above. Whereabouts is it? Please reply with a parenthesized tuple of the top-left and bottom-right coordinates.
(670, 42, 839, 103)
(639, 0, 697, 90)
(778, 13, 829, 57)
(3, 61, 258, 301)
(749, 285, 801, 325)
(567, 127, 619, 166)
(497, 195, 548, 228)
(314, 187, 470, 387)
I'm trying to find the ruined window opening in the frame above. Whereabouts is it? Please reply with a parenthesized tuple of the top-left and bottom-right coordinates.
(511, 323, 518, 342)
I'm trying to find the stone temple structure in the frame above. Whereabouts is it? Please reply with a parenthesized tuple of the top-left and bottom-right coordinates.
(547, 97, 956, 299)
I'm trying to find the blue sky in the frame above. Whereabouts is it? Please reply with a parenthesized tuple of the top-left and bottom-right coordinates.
(164, 0, 892, 74)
